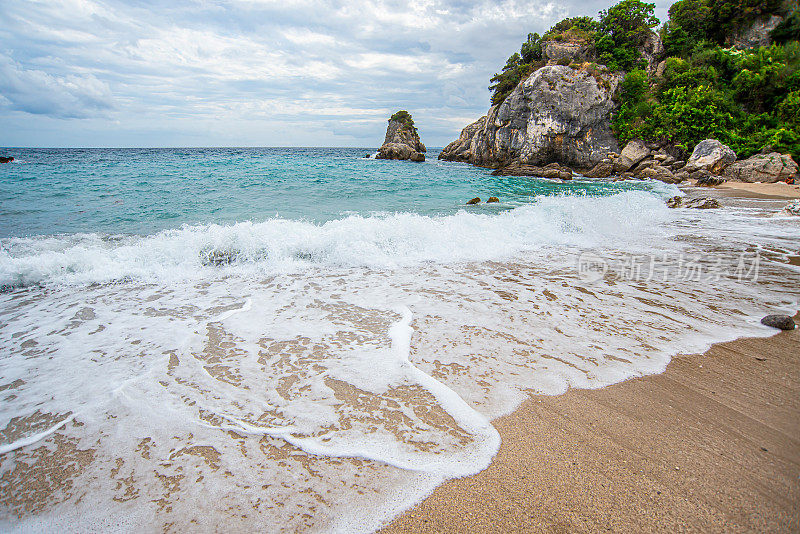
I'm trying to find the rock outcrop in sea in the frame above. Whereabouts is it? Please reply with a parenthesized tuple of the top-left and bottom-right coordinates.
(376, 111, 426, 162)
(439, 65, 621, 170)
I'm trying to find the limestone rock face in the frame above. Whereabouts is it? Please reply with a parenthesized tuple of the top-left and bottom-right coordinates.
(376, 118, 426, 162)
(730, 14, 783, 50)
(642, 32, 665, 75)
(542, 40, 593, 63)
(687, 139, 737, 174)
(439, 65, 621, 170)
(724, 153, 799, 183)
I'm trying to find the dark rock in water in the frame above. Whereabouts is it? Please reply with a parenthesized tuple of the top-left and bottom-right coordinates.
(782, 200, 800, 216)
(666, 196, 720, 209)
(487, 197, 499, 203)
(364, 154, 371, 158)
(666, 196, 683, 208)
(0, 156, 14, 163)
(760, 314, 796, 330)
(696, 174, 725, 186)
(201, 249, 239, 266)
(376, 111, 426, 162)
(466, 197, 481, 205)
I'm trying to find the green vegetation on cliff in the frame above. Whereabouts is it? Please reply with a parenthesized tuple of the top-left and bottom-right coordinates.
(615, 0, 799, 159)
(488, 0, 799, 159)
(390, 110, 415, 131)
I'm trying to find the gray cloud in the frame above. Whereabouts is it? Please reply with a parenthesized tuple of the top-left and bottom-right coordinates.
(0, 0, 676, 147)
(0, 55, 114, 119)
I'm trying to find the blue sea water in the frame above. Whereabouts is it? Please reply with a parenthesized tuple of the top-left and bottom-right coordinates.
(0, 147, 663, 238)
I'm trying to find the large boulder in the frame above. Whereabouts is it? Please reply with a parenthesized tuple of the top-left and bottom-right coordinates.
(687, 139, 737, 174)
(614, 140, 651, 173)
(724, 153, 799, 183)
(439, 65, 621, 170)
(376, 113, 426, 162)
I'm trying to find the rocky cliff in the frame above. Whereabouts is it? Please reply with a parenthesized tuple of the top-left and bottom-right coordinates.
(376, 114, 426, 162)
(439, 65, 621, 170)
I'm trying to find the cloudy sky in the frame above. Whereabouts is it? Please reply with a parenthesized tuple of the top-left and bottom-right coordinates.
(0, 0, 674, 148)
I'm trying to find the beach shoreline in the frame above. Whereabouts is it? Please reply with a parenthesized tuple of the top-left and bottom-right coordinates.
(683, 179, 800, 200)
(383, 315, 800, 533)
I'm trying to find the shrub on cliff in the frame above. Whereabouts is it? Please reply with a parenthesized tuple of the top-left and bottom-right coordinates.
(614, 41, 800, 159)
(390, 110, 415, 130)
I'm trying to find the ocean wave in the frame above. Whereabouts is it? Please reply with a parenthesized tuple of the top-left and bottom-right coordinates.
(0, 191, 675, 288)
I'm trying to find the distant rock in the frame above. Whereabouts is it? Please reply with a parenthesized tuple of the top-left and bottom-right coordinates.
(760, 314, 795, 330)
(0, 156, 13, 163)
(730, 14, 784, 50)
(487, 197, 500, 203)
(376, 111, 426, 162)
(724, 152, 799, 183)
(687, 140, 736, 174)
(666, 196, 720, 209)
(466, 197, 481, 205)
(439, 65, 621, 170)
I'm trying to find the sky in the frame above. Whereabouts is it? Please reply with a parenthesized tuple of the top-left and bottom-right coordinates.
(0, 0, 675, 148)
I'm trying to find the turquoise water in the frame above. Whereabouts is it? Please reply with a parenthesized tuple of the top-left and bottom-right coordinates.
(0, 147, 662, 238)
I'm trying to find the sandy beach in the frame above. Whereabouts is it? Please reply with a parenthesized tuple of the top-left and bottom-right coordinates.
(686, 179, 800, 199)
(384, 314, 800, 533)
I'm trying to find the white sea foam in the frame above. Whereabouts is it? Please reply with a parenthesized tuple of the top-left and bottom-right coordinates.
(0, 191, 674, 288)
(1, 190, 798, 532)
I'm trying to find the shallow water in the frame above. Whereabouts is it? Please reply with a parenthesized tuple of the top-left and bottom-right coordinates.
(0, 148, 798, 532)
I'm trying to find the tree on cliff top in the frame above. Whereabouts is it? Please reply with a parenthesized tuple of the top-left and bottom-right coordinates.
(488, 0, 658, 105)
(390, 110, 415, 130)
(595, 0, 659, 71)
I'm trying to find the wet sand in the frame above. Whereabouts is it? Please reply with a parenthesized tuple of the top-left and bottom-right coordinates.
(384, 317, 800, 533)
(687, 179, 800, 199)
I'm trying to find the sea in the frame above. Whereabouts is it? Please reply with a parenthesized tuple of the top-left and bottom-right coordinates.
(0, 147, 798, 532)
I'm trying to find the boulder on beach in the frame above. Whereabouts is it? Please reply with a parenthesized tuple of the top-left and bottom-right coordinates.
(760, 314, 796, 330)
(376, 111, 426, 162)
(614, 140, 651, 173)
(686, 139, 736, 175)
(724, 152, 799, 183)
